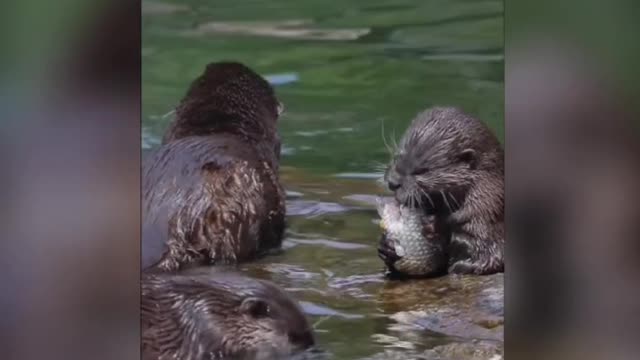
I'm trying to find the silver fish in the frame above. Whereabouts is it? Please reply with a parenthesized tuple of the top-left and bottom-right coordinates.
(376, 197, 449, 277)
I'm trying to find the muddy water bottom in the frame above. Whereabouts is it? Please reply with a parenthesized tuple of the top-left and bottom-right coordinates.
(237, 169, 504, 360)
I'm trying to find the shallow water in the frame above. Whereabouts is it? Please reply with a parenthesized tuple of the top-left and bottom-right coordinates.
(143, 1, 504, 358)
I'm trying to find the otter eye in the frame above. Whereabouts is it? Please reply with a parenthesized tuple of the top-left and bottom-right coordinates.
(240, 298, 271, 318)
(411, 166, 429, 175)
(458, 148, 476, 167)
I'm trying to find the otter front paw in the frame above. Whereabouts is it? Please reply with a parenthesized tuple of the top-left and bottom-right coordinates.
(446, 210, 471, 227)
(448, 260, 482, 275)
(377, 234, 401, 266)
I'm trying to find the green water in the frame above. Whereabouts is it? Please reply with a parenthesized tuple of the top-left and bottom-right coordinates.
(143, 1, 504, 358)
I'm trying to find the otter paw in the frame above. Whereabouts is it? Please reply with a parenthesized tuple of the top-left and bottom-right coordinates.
(448, 261, 482, 275)
(377, 236, 401, 265)
(446, 210, 470, 226)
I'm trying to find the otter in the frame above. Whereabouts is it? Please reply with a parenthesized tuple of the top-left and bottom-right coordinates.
(142, 62, 286, 272)
(384, 107, 504, 275)
(141, 269, 315, 360)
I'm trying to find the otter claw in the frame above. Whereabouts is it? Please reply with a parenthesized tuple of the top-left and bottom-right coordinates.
(377, 235, 401, 265)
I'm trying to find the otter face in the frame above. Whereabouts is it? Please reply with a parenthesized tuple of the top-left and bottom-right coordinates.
(231, 295, 315, 359)
(385, 149, 474, 206)
(385, 109, 479, 211)
(142, 272, 314, 360)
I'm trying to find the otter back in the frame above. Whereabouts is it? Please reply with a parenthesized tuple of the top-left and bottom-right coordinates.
(142, 134, 285, 271)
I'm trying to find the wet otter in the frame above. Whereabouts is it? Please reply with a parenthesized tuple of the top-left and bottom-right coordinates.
(142, 62, 286, 271)
(141, 270, 315, 360)
(384, 107, 504, 275)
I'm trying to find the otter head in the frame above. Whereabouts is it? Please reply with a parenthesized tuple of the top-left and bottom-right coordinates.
(163, 62, 284, 148)
(212, 276, 314, 359)
(385, 107, 501, 211)
(142, 272, 314, 360)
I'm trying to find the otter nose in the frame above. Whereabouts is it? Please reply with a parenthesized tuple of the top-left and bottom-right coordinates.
(289, 331, 314, 349)
(386, 169, 402, 191)
(388, 179, 401, 191)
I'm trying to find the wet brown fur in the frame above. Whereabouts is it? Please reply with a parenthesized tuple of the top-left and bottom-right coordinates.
(142, 62, 285, 271)
(141, 270, 314, 360)
(385, 107, 504, 275)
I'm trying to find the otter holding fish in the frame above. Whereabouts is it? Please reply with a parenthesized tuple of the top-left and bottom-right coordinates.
(377, 197, 450, 277)
(383, 107, 504, 275)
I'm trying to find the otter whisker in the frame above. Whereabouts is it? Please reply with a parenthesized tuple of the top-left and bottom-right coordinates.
(391, 126, 399, 151)
(448, 192, 460, 210)
(417, 189, 425, 208)
(409, 190, 416, 209)
(426, 193, 435, 209)
(412, 189, 423, 208)
(440, 190, 453, 213)
(380, 120, 394, 157)
(419, 188, 435, 209)
(372, 162, 388, 172)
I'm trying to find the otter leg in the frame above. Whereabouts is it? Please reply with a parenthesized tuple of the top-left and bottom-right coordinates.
(447, 232, 503, 275)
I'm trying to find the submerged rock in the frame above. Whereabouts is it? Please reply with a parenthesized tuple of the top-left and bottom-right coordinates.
(369, 273, 504, 359)
(361, 341, 502, 360)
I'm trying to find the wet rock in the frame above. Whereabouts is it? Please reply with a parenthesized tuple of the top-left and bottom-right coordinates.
(371, 274, 504, 358)
(361, 341, 502, 360)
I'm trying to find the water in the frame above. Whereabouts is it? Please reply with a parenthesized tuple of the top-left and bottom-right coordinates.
(143, 1, 504, 358)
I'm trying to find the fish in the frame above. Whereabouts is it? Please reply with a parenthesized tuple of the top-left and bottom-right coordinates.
(376, 197, 449, 277)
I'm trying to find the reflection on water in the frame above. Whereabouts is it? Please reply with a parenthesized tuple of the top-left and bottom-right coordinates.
(143, 0, 503, 358)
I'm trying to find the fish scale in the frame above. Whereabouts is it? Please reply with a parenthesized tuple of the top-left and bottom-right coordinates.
(377, 197, 448, 276)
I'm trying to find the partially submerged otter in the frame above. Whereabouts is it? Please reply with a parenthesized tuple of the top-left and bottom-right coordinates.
(142, 62, 286, 271)
(384, 107, 504, 275)
(141, 270, 314, 360)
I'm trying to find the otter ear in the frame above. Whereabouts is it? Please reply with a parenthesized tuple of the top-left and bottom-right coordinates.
(240, 297, 271, 318)
(458, 148, 477, 169)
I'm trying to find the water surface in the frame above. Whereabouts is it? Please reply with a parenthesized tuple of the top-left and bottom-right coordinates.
(143, 1, 504, 358)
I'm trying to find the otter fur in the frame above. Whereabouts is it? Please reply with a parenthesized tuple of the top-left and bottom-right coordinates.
(142, 62, 286, 271)
(384, 107, 504, 275)
(141, 270, 314, 360)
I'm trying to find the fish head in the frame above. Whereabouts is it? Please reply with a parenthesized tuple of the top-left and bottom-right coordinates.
(376, 197, 402, 230)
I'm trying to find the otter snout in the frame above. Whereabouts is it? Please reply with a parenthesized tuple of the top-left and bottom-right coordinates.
(386, 169, 402, 191)
(289, 330, 315, 350)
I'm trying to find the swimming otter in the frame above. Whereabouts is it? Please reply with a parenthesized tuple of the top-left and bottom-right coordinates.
(384, 107, 504, 275)
(141, 270, 315, 360)
(142, 62, 286, 271)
